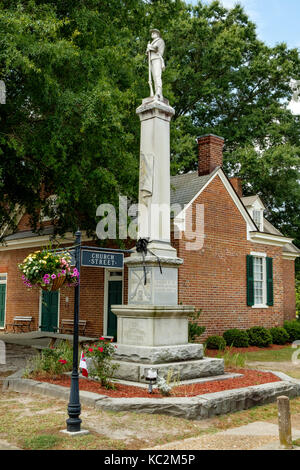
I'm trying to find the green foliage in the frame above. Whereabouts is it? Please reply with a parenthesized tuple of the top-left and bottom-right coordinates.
(188, 309, 205, 342)
(216, 347, 246, 369)
(26, 340, 73, 377)
(247, 326, 272, 348)
(223, 329, 249, 348)
(84, 338, 119, 389)
(0, 0, 299, 255)
(24, 434, 61, 450)
(205, 335, 226, 351)
(283, 320, 300, 342)
(269, 327, 289, 345)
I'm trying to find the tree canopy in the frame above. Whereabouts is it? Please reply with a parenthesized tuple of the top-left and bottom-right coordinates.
(0, 0, 299, 255)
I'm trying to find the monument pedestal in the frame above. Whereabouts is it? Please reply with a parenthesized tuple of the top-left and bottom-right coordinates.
(111, 95, 224, 385)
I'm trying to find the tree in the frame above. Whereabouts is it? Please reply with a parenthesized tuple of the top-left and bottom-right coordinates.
(0, 0, 299, 254)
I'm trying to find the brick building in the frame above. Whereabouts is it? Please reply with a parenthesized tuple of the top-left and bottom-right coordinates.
(0, 134, 299, 339)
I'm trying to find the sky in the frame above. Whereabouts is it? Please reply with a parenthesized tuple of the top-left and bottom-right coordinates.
(190, 0, 300, 114)
(195, 0, 300, 49)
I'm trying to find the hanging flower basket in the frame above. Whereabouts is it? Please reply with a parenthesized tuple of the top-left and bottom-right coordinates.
(18, 247, 79, 291)
(40, 274, 67, 292)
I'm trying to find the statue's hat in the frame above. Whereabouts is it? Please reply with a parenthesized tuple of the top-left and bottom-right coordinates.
(150, 28, 161, 36)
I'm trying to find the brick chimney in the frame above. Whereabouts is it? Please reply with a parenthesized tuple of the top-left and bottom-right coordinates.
(197, 134, 224, 176)
(230, 177, 243, 198)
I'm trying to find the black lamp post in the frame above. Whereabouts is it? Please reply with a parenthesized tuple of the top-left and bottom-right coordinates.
(66, 230, 82, 433)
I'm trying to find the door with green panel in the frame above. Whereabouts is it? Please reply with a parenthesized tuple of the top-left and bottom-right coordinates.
(107, 279, 122, 340)
(41, 291, 59, 332)
(0, 284, 6, 328)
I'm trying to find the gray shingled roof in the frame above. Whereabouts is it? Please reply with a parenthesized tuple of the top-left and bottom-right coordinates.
(241, 195, 259, 206)
(283, 242, 300, 254)
(5, 226, 55, 241)
(263, 218, 284, 236)
(170, 167, 219, 207)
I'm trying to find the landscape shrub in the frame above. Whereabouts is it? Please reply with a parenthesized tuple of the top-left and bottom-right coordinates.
(247, 326, 272, 348)
(188, 309, 206, 342)
(283, 321, 300, 342)
(205, 335, 226, 350)
(26, 340, 73, 378)
(84, 338, 119, 389)
(269, 327, 289, 345)
(223, 329, 249, 348)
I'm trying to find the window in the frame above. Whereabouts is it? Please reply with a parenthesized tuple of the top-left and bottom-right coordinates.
(253, 257, 264, 305)
(41, 195, 58, 222)
(247, 255, 273, 308)
(253, 210, 263, 231)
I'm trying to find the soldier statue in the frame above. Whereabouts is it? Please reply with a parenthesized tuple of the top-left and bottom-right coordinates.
(146, 29, 165, 100)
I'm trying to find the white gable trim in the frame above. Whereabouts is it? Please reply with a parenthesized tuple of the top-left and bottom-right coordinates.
(0, 231, 91, 251)
(249, 231, 294, 247)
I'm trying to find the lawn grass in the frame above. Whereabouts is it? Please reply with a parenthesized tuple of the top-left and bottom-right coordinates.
(212, 345, 295, 363)
(2, 389, 300, 450)
(244, 346, 294, 362)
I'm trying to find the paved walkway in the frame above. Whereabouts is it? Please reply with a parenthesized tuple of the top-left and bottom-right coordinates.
(147, 421, 300, 450)
(0, 439, 21, 450)
(0, 331, 96, 375)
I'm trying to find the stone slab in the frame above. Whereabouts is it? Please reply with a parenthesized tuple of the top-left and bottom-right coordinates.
(112, 305, 194, 347)
(5, 371, 300, 422)
(112, 357, 224, 383)
(113, 343, 204, 364)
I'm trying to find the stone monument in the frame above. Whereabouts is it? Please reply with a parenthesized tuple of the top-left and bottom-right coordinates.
(111, 30, 224, 383)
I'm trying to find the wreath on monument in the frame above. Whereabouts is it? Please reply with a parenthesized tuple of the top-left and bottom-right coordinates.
(18, 246, 79, 291)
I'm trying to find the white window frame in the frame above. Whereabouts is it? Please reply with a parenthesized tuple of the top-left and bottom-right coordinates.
(250, 252, 268, 308)
(0, 273, 7, 329)
(253, 209, 263, 231)
(103, 269, 123, 337)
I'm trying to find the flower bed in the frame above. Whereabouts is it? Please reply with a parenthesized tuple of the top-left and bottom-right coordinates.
(33, 369, 281, 398)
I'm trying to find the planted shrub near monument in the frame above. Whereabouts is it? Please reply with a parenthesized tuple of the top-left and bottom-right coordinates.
(269, 327, 289, 345)
(247, 326, 272, 348)
(188, 309, 206, 342)
(84, 338, 119, 389)
(283, 321, 300, 342)
(206, 335, 226, 350)
(25, 341, 73, 378)
(223, 329, 249, 348)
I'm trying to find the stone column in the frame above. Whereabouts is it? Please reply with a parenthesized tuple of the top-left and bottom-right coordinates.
(136, 97, 176, 258)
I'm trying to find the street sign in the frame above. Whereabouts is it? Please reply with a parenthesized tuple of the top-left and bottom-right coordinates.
(81, 250, 124, 268)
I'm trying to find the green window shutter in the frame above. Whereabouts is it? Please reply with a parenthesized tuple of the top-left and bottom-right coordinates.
(246, 255, 254, 306)
(266, 257, 274, 306)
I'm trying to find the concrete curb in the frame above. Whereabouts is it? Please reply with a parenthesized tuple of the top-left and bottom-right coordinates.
(3, 368, 300, 420)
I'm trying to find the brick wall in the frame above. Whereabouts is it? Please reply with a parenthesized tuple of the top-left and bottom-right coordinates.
(175, 174, 293, 339)
(0, 175, 296, 339)
(282, 259, 296, 321)
(0, 243, 129, 337)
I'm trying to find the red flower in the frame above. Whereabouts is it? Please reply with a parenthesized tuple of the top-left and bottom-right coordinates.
(58, 359, 67, 364)
(88, 348, 94, 352)
(98, 347, 104, 352)
(99, 337, 104, 340)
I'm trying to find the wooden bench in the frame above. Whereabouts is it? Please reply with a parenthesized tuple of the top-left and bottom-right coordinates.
(58, 319, 87, 336)
(6, 316, 33, 333)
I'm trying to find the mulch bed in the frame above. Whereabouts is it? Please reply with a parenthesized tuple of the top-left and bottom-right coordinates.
(32, 369, 281, 398)
(205, 344, 292, 356)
